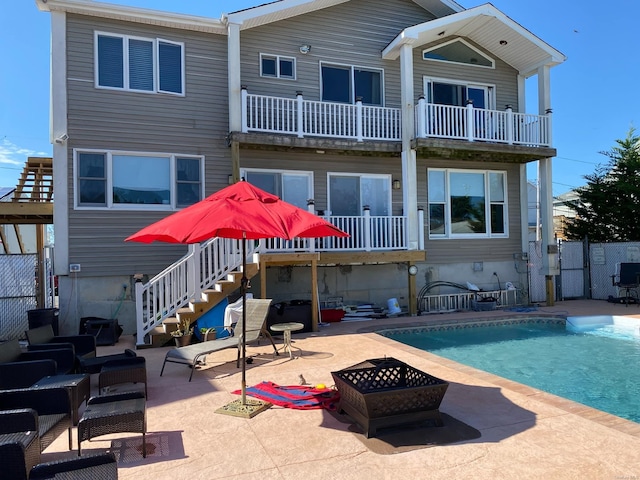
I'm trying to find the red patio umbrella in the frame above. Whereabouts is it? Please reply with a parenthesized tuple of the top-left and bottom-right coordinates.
(126, 180, 348, 407)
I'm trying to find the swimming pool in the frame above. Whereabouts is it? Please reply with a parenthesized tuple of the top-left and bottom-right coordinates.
(381, 317, 640, 423)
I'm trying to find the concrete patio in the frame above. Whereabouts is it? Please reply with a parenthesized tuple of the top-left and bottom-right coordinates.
(41, 299, 640, 479)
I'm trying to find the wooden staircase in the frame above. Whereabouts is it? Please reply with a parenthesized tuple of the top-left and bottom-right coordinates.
(147, 262, 260, 347)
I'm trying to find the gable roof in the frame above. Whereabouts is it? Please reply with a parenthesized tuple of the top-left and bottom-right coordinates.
(382, 3, 566, 77)
(225, 0, 462, 29)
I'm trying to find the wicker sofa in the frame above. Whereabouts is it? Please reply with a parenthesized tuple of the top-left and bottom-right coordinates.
(0, 339, 75, 376)
(25, 325, 97, 362)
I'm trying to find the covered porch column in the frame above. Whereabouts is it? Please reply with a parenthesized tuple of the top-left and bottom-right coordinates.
(227, 22, 242, 183)
(537, 64, 559, 305)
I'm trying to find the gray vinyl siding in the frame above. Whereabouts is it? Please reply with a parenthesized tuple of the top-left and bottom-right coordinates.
(65, 14, 230, 276)
(239, 0, 436, 106)
(239, 150, 404, 215)
(412, 38, 519, 111)
(418, 159, 523, 263)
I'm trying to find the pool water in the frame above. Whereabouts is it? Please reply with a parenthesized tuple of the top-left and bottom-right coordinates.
(384, 320, 640, 423)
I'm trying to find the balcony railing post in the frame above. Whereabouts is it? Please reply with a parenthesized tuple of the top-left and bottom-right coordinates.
(187, 243, 201, 301)
(241, 86, 248, 133)
(417, 96, 426, 138)
(505, 105, 514, 145)
(363, 206, 371, 252)
(545, 108, 553, 147)
(356, 96, 364, 142)
(466, 100, 474, 141)
(307, 199, 316, 253)
(418, 206, 425, 250)
(296, 91, 304, 138)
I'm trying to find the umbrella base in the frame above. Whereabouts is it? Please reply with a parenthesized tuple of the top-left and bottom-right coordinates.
(215, 398, 272, 419)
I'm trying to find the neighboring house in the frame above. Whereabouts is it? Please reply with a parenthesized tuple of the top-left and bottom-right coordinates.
(36, 0, 565, 342)
(553, 190, 579, 240)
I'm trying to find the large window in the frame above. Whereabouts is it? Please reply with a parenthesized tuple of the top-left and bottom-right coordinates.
(321, 63, 383, 106)
(95, 32, 184, 95)
(260, 54, 295, 80)
(328, 174, 390, 216)
(428, 169, 507, 238)
(76, 150, 203, 209)
(423, 38, 494, 68)
(242, 169, 312, 210)
(424, 78, 493, 109)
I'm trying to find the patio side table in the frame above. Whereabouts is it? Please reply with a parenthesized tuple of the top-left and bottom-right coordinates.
(31, 374, 90, 425)
(77, 391, 146, 457)
(270, 322, 304, 359)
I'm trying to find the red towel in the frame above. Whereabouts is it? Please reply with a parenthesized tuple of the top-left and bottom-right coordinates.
(232, 381, 340, 410)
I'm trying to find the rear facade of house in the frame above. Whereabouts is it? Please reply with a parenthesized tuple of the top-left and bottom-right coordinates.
(37, 0, 564, 340)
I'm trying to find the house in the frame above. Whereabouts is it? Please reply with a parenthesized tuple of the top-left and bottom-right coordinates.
(36, 0, 565, 345)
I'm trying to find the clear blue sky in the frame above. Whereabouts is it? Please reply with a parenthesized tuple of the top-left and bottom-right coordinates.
(3, 0, 638, 197)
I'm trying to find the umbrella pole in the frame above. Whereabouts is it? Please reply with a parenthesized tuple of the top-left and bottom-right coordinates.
(241, 235, 247, 405)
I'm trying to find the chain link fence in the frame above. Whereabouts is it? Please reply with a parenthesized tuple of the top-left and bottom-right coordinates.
(0, 254, 37, 341)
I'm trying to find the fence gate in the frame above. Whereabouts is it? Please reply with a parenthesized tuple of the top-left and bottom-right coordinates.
(558, 240, 586, 300)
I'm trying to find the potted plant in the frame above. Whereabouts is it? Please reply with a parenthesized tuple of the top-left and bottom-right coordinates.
(199, 327, 217, 342)
(171, 319, 194, 347)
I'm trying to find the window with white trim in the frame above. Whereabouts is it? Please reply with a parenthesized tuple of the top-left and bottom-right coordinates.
(427, 168, 507, 238)
(95, 32, 184, 95)
(260, 54, 296, 80)
(76, 150, 203, 209)
(423, 38, 494, 68)
(321, 63, 383, 106)
(241, 169, 312, 210)
(328, 173, 390, 216)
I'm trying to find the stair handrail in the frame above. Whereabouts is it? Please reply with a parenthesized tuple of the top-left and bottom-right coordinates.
(134, 237, 259, 346)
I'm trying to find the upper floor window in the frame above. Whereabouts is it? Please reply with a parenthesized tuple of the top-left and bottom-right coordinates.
(423, 38, 494, 69)
(95, 32, 184, 95)
(321, 63, 383, 106)
(241, 168, 312, 210)
(328, 173, 390, 216)
(260, 54, 296, 80)
(428, 168, 507, 239)
(424, 77, 494, 109)
(76, 150, 202, 209)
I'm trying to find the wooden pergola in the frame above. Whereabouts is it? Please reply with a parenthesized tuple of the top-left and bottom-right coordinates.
(0, 157, 53, 307)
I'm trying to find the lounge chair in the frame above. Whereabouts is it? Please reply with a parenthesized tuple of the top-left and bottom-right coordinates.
(160, 298, 278, 381)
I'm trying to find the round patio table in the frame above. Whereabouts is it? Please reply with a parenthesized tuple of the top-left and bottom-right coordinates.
(270, 322, 304, 359)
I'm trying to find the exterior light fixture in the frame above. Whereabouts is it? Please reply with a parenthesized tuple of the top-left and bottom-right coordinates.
(393, 179, 401, 190)
(299, 44, 311, 54)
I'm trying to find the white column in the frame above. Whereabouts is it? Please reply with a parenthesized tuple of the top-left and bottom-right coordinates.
(228, 22, 242, 132)
(519, 164, 529, 253)
(51, 11, 69, 276)
(399, 43, 419, 250)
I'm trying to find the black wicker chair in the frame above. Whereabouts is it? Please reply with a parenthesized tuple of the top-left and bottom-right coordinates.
(26, 325, 97, 362)
(0, 340, 75, 376)
(30, 452, 118, 480)
(0, 387, 73, 452)
(0, 415, 41, 480)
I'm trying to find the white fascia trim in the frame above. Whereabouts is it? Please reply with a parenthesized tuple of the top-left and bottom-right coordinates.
(225, 0, 348, 29)
(383, 4, 566, 66)
(35, 0, 226, 34)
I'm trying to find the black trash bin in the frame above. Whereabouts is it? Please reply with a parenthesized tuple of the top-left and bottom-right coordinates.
(28, 308, 60, 335)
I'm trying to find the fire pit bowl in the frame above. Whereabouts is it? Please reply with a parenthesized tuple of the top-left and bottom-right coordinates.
(331, 357, 449, 438)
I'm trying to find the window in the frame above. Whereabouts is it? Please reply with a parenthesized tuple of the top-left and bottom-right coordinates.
(76, 150, 203, 209)
(242, 169, 312, 210)
(260, 54, 296, 79)
(427, 169, 507, 238)
(96, 32, 184, 95)
(424, 77, 493, 109)
(423, 38, 494, 68)
(321, 63, 383, 105)
(328, 174, 390, 216)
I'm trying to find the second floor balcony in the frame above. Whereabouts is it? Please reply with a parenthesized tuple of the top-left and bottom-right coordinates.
(240, 89, 552, 149)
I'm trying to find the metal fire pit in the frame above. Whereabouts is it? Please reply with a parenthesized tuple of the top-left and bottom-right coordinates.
(331, 357, 449, 438)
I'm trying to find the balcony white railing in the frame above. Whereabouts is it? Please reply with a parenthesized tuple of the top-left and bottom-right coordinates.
(415, 99, 551, 147)
(133, 210, 424, 346)
(242, 89, 401, 142)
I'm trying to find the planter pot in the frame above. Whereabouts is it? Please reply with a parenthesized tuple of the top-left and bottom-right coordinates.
(201, 329, 217, 342)
(174, 334, 193, 347)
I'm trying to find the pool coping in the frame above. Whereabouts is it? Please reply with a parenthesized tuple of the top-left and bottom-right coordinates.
(362, 314, 640, 440)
